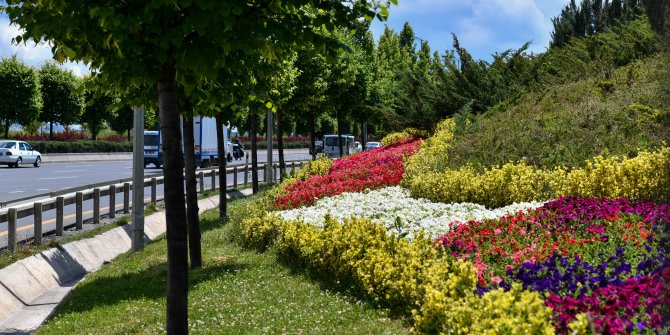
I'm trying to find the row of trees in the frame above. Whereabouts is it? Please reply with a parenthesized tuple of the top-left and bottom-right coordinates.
(0, 56, 146, 140)
(3, 1, 396, 333)
(550, 0, 646, 47)
(2, 1, 666, 333)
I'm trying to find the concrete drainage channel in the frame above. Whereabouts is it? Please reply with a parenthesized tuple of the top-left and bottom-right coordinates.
(0, 191, 248, 334)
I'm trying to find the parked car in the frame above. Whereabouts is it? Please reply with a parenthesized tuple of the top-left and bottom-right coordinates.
(365, 141, 382, 150)
(0, 140, 42, 168)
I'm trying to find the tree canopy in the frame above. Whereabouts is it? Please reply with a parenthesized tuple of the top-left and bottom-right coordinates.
(0, 55, 41, 138)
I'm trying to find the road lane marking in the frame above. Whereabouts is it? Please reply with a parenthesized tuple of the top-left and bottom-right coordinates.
(39, 176, 78, 180)
(60, 165, 94, 168)
(0, 198, 154, 237)
(36, 188, 49, 191)
(54, 170, 88, 173)
(8, 191, 25, 194)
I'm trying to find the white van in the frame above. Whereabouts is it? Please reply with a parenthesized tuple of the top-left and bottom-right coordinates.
(324, 134, 357, 158)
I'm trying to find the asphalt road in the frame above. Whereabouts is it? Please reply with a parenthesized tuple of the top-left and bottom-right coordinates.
(0, 149, 310, 249)
(0, 148, 311, 203)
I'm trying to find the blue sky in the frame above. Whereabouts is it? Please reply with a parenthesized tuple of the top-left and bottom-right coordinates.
(0, 0, 569, 75)
(371, 0, 569, 60)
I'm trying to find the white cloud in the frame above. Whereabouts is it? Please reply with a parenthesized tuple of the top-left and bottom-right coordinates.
(0, 17, 90, 77)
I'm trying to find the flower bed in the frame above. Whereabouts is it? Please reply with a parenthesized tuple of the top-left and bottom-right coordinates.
(273, 138, 421, 209)
(436, 197, 670, 334)
(278, 186, 543, 238)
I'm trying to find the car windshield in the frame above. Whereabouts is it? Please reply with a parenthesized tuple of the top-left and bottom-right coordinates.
(0, 142, 15, 149)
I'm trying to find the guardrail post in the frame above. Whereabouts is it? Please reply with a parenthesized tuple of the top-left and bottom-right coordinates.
(34, 202, 42, 245)
(244, 162, 249, 186)
(291, 161, 296, 175)
(123, 183, 130, 214)
(93, 188, 101, 224)
(211, 170, 216, 192)
(274, 163, 279, 182)
(8, 208, 17, 252)
(199, 171, 204, 194)
(56, 196, 64, 236)
(233, 167, 238, 188)
(151, 177, 157, 205)
(109, 185, 116, 219)
(76, 192, 83, 230)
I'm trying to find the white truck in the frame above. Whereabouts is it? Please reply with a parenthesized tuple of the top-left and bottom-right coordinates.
(143, 116, 233, 168)
(323, 134, 358, 158)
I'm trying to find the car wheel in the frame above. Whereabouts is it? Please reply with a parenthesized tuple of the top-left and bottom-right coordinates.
(15, 157, 22, 168)
(33, 156, 41, 168)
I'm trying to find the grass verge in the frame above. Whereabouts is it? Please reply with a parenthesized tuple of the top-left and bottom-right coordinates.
(38, 193, 408, 334)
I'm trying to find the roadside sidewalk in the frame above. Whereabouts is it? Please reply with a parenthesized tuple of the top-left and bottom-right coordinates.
(0, 188, 253, 334)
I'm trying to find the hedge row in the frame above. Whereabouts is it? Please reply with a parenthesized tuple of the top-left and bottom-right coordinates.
(30, 141, 133, 154)
(241, 141, 310, 150)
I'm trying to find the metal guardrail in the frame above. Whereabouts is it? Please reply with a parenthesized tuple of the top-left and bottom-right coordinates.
(0, 160, 308, 252)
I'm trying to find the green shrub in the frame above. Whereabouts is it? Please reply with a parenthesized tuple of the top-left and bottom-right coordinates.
(443, 54, 670, 170)
(403, 147, 670, 208)
(29, 140, 132, 153)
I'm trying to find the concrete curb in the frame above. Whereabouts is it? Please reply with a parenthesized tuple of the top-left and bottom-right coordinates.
(0, 188, 253, 333)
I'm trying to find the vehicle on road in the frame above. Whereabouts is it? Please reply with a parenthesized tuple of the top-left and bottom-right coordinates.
(144, 116, 233, 168)
(309, 140, 324, 156)
(365, 141, 382, 150)
(0, 140, 41, 168)
(324, 134, 357, 158)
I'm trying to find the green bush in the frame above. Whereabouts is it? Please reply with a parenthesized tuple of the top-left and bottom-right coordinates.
(30, 141, 133, 154)
(241, 141, 310, 150)
(403, 147, 670, 208)
(444, 54, 670, 170)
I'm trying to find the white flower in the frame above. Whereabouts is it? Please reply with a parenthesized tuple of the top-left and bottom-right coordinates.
(277, 186, 546, 239)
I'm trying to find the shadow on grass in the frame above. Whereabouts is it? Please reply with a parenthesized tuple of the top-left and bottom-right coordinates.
(52, 254, 248, 316)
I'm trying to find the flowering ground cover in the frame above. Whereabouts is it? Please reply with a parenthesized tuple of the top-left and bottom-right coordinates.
(436, 197, 670, 334)
(245, 137, 670, 333)
(278, 186, 543, 239)
(273, 138, 420, 209)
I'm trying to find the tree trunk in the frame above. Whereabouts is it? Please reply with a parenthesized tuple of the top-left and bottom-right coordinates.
(4, 119, 9, 139)
(361, 120, 367, 151)
(309, 114, 316, 160)
(127, 129, 131, 141)
(277, 108, 285, 182)
(250, 110, 259, 194)
(183, 113, 202, 269)
(157, 62, 188, 335)
(216, 112, 228, 220)
(337, 116, 344, 158)
(49, 121, 53, 141)
(92, 123, 98, 141)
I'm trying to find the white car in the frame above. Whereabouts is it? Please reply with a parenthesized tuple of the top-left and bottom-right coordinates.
(365, 141, 382, 150)
(0, 140, 42, 168)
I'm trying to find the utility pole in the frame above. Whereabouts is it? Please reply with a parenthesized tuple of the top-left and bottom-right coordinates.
(266, 110, 273, 184)
(132, 108, 145, 251)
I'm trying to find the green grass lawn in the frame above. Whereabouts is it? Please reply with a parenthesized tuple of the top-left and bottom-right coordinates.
(38, 195, 408, 334)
